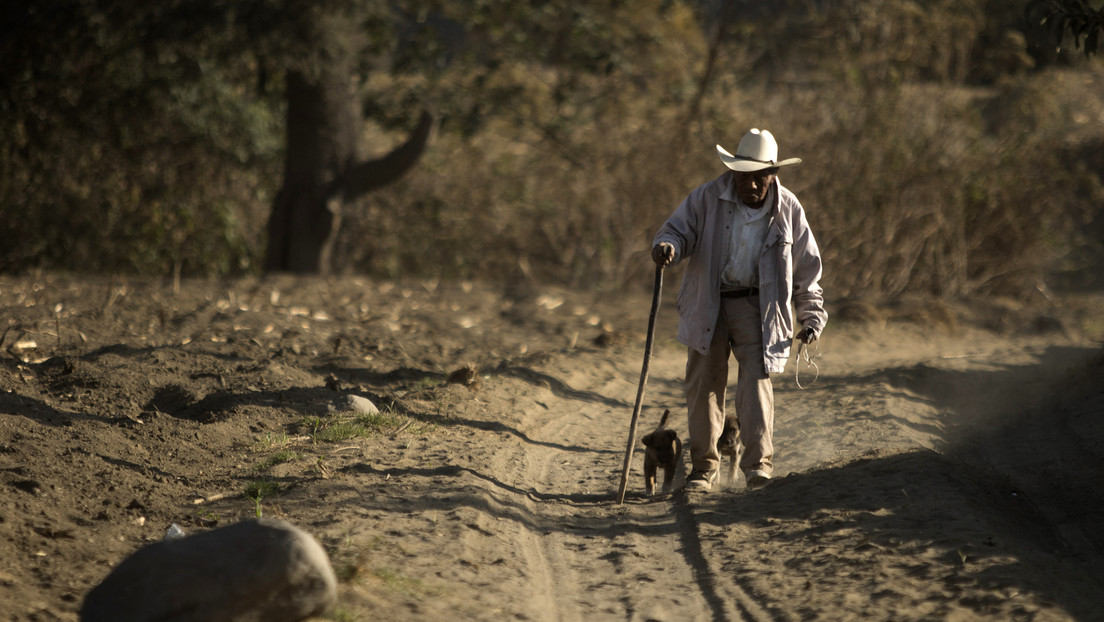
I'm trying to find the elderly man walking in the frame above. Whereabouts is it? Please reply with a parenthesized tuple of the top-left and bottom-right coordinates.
(652, 128, 827, 492)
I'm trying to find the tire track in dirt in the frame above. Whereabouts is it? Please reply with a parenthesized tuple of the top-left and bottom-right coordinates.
(644, 349, 778, 622)
(502, 330, 1101, 622)
(481, 346, 779, 621)
(671, 493, 778, 622)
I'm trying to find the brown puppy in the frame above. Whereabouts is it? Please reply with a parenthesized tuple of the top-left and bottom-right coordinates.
(642, 409, 682, 496)
(717, 415, 740, 486)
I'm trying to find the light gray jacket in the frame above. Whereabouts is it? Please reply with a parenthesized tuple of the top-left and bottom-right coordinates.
(653, 171, 827, 374)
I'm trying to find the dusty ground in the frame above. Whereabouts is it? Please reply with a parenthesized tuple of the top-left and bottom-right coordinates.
(1, 273, 1102, 621)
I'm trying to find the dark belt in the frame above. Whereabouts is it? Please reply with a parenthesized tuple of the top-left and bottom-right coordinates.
(721, 287, 759, 298)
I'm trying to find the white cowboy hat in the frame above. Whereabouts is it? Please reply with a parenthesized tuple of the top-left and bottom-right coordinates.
(716, 128, 802, 172)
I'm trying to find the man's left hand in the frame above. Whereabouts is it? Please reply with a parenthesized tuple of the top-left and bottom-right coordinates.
(797, 327, 818, 345)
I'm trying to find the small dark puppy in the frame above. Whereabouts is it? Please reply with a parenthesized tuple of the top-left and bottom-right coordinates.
(717, 415, 740, 486)
(641, 409, 682, 496)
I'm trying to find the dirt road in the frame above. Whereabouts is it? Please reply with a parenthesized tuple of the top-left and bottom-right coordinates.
(1, 275, 1102, 620)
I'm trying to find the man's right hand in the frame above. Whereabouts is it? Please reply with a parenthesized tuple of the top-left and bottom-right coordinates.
(652, 243, 675, 266)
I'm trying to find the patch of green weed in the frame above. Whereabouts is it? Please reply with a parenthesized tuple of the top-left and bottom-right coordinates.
(298, 415, 326, 434)
(313, 420, 368, 442)
(333, 562, 359, 583)
(253, 432, 290, 451)
(243, 480, 281, 517)
(252, 450, 302, 472)
(195, 509, 220, 524)
(372, 567, 431, 598)
(354, 410, 403, 432)
(326, 608, 356, 622)
(301, 405, 408, 442)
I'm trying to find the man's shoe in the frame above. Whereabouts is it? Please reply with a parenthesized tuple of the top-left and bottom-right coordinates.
(746, 469, 772, 488)
(685, 469, 718, 492)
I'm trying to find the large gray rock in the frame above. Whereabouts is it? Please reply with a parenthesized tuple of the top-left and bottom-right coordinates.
(81, 518, 337, 622)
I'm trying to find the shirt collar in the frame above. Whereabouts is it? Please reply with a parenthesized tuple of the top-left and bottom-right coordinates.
(741, 194, 772, 222)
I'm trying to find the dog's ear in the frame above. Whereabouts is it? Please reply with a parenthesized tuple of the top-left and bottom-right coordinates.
(641, 432, 656, 447)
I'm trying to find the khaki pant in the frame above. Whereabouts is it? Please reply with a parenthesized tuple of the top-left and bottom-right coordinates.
(684, 295, 774, 475)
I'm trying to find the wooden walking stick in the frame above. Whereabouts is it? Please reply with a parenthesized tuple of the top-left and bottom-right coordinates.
(616, 264, 664, 504)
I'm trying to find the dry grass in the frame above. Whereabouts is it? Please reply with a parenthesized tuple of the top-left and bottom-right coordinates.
(343, 59, 1104, 300)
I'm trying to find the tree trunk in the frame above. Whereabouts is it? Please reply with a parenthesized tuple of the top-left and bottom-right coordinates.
(263, 14, 432, 274)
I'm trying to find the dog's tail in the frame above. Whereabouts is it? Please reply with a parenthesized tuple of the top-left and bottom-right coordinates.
(658, 408, 670, 428)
